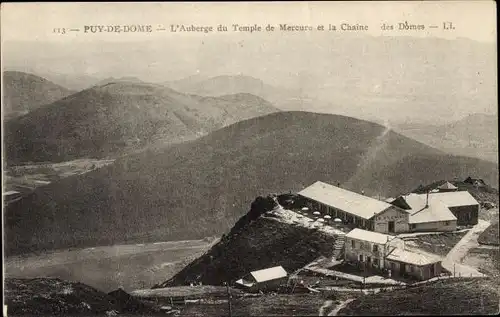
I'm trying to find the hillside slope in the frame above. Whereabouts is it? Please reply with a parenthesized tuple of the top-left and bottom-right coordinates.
(2, 71, 74, 119)
(4, 278, 155, 315)
(4, 81, 278, 164)
(158, 195, 339, 286)
(4, 112, 498, 255)
(338, 277, 499, 315)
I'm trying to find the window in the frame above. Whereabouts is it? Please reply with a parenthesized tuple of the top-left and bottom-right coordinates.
(445, 221, 450, 226)
(373, 244, 379, 253)
(374, 258, 379, 267)
(359, 254, 364, 262)
(351, 240, 356, 248)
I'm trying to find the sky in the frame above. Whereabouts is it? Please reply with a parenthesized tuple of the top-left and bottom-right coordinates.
(1, 2, 497, 124)
(1, 1, 497, 43)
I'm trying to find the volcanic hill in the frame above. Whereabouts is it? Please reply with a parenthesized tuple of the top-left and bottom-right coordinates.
(4, 81, 278, 164)
(2, 71, 74, 119)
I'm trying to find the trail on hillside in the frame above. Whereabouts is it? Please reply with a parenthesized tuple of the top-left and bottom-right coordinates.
(343, 120, 391, 194)
(328, 299, 355, 316)
(318, 300, 334, 316)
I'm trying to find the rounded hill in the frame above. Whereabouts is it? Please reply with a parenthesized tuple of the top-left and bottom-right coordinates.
(4, 81, 278, 164)
(2, 71, 74, 119)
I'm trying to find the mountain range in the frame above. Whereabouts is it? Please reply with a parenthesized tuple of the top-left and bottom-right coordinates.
(394, 113, 498, 163)
(163, 74, 334, 119)
(165, 73, 498, 163)
(4, 80, 278, 164)
(5, 111, 497, 256)
(5, 36, 496, 124)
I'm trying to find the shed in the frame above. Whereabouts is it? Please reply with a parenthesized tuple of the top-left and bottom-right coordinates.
(3, 190, 22, 205)
(235, 266, 288, 292)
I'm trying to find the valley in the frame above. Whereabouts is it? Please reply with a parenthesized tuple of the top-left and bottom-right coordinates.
(5, 239, 216, 293)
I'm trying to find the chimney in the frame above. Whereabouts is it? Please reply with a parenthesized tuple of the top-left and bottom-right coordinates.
(425, 191, 429, 208)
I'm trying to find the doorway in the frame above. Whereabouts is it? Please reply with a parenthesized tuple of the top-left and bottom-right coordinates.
(388, 221, 395, 233)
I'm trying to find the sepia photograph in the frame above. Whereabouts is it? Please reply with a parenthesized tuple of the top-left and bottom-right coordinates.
(1, 1, 498, 316)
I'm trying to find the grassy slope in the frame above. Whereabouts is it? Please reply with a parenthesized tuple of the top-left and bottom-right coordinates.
(2, 71, 74, 119)
(478, 222, 499, 246)
(339, 277, 500, 315)
(4, 82, 277, 164)
(179, 294, 328, 317)
(4, 278, 154, 315)
(4, 112, 498, 255)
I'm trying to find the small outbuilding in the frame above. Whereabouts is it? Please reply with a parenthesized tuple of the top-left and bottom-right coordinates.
(3, 190, 22, 205)
(235, 266, 288, 292)
(437, 181, 458, 192)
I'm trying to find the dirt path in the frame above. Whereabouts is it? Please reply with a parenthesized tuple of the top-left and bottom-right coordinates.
(318, 300, 334, 316)
(442, 219, 491, 277)
(446, 219, 491, 263)
(328, 299, 355, 316)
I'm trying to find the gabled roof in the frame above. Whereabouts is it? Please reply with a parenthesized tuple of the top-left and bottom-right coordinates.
(400, 194, 457, 224)
(345, 228, 399, 245)
(298, 181, 392, 219)
(438, 181, 458, 190)
(249, 266, 287, 283)
(386, 248, 442, 266)
(389, 196, 412, 210)
(430, 191, 479, 207)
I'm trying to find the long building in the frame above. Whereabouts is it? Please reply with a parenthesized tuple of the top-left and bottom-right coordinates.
(298, 181, 480, 234)
(298, 181, 410, 234)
